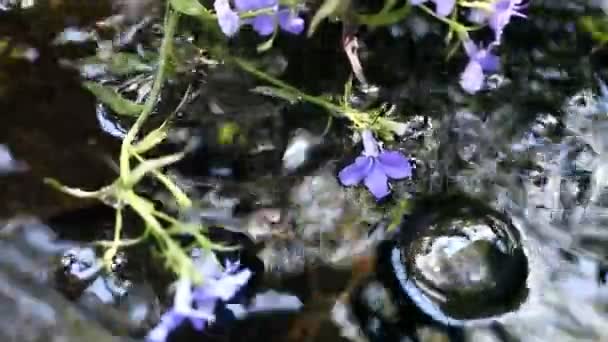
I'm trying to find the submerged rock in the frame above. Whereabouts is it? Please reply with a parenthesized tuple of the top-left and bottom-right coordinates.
(281, 128, 325, 174)
(0, 266, 132, 342)
(387, 195, 529, 324)
(338, 194, 532, 342)
(0, 218, 133, 341)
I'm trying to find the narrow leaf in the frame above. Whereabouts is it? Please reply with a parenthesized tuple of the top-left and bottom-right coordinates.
(83, 82, 143, 117)
(107, 52, 154, 75)
(126, 152, 185, 187)
(131, 124, 168, 154)
(169, 0, 208, 17)
(251, 86, 301, 104)
(308, 0, 348, 37)
(257, 33, 276, 52)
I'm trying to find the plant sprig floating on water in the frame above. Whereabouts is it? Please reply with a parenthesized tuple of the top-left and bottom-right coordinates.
(45, 8, 232, 286)
(234, 57, 407, 141)
(233, 58, 414, 199)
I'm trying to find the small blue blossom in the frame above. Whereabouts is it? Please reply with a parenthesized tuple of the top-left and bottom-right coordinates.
(214, 0, 304, 37)
(468, 0, 528, 43)
(214, 0, 241, 37)
(338, 130, 412, 200)
(146, 254, 251, 342)
(459, 40, 499, 94)
(409, 0, 456, 17)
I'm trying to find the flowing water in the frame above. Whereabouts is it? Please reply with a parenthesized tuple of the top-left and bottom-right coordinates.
(1, 1, 608, 341)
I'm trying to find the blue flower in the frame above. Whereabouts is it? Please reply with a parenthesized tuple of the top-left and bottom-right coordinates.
(468, 0, 528, 43)
(338, 130, 412, 200)
(214, 0, 304, 37)
(214, 0, 241, 37)
(459, 40, 499, 94)
(409, 0, 456, 17)
(146, 254, 251, 342)
(488, 0, 528, 42)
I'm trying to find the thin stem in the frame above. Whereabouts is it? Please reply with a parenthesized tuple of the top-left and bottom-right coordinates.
(123, 189, 196, 278)
(233, 58, 344, 114)
(356, 3, 411, 27)
(419, 4, 477, 36)
(120, 8, 179, 179)
(44, 178, 110, 198)
(133, 152, 192, 208)
(103, 207, 124, 269)
(234, 57, 404, 134)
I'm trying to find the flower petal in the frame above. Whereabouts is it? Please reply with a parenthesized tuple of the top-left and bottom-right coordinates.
(234, 0, 277, 11)
(361, 129, 380, 157)
(463, 39, 478, 58)
(173, 278, 194, 314)
(251, 14, 276, 36)
(460, 61, 484, 94)
(146, 311, 185, 342)
(205, 269, 252, 301)
(468, 8, 489, 25)
(432, 0, 455, 17)
(278, 9, 304, 35)
(338, 156, 373, 186)
(214, 0, 241, 37)
(188, 317, 207, 331)
(193, 251, 223, 279)
(377, 151, 412, 179)
(364, 164, 390, 200)
(477, 50, 499, 72)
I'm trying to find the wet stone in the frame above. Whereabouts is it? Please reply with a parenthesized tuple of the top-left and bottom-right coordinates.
(57, 246, 160, 336)
(382, 195, 529, 325)
(281, 128, 325, 174)
(0, 218, 133, 341)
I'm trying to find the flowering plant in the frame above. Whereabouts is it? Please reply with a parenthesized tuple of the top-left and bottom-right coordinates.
(338, 130, 412, 200)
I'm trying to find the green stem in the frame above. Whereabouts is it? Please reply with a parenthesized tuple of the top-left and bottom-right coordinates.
(418, 4, 476, 37)
(233, 58, 343, 114)
(123, 189, 196, 278)
(356, 3, 411, 27)
(103, 207, 124, 269)
(120, 9, 179, 179)
(234, 57, 406, 135)
(133, 152, 192, 209)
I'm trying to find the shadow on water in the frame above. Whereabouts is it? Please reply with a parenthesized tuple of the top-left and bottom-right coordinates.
(0, 1, 119, 219)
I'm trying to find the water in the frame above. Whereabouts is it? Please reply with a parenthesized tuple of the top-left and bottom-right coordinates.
(2, 0, 608, 341)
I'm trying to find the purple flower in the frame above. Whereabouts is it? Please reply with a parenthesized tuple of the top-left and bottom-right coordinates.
(214, 0, 304, 37)
(146, 255, 252, 342)
(338, 130, 412, 200)
(409, 0, 456, 17)
(214, 0, 241, 37)
(468, 0, 528, 43)
(459, 40, 499, 94)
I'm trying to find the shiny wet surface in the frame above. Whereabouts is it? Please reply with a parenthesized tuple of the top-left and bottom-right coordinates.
(2, 1, 608, 342)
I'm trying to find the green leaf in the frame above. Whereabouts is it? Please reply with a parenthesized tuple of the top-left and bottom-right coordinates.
(581, 16, 608, 44)
(126, 152, 185, 187)
(251, 86, 301, 104)
(107, 52, 154, 75)
(79, 52, 155, 77)
(387, 198, 411, 231)
(169, 0, 208, 17)
(256, 35, 275, 53)
(132, 124, 169, 154)
(307, 0, 349, 37)
(83, 82, 144, 117)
